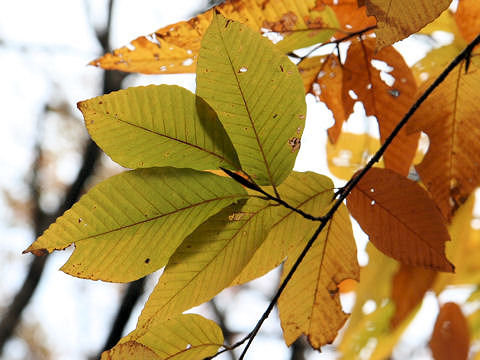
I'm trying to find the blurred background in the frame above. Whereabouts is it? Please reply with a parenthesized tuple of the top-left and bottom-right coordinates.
(0, 1, 469, 359)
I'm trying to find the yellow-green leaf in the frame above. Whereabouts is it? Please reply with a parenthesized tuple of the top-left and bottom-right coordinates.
(24, 168, 247, 282)
(233, 171, 335, 285)
(278, 203, 359, 349)
(102, 314, 223, 360)
(137, 197, 275, 325)
(78, 85, 240, 171)
(196, 13, 306, 186)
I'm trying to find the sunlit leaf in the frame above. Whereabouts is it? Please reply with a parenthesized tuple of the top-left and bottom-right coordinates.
(233, 171, 335, 285)
(429, 302, 470, 360)
(343, 38, 419, 176)
(455, 0, 480, 43)
(197, 13, 306, 186)
(407, 61, 480, 221)
(91, 0, 340, 74)
(278, 204, 359, 349)
(137, 197, 275, 325)
(323, 0, 376, 35)
(346, 167, 454, 271)
(24, 168, 247, 282)
(78, 85, 240, 171)
(326, 132, 382, 180)
(363, 0, 451, 49)
(102, 314, 223, 360)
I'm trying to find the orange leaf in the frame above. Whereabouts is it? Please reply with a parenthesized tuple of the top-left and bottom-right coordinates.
(298, 55, 346, 143)
(455, 0, 480, 43)
(343, 38, 419, 176)
(91, 0, 338, 74)
(429, 302, 470, 360)
(407, 62, 480, 221)
(324, 0, 376, 35)
(363, 0, 451, 49)
(390, 264, 436, 328)
(346, 167, 454, 272)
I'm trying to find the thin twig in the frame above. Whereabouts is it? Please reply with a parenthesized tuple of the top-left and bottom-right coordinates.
(207, 32, 480, 360)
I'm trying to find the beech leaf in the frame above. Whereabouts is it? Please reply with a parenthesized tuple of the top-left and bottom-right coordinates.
(346, 167, 454, 272)
(278, 203, 359, 349)
(429, 302, 470, 360)
(363, 0, 452, 49)
(455, 0, 480, 43)
(137, 198, 275, 325)
(407, 61, 480, 221)
(78, 85, 240, 171)
(24, 168, 247, 282)
(91, 1, 339, 74)
(101, 314, 223, 360)
(343, 38, 419, 176)
(196, 12, 306, 186)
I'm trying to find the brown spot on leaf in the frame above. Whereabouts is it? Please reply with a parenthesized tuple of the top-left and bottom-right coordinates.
(262, 11, 298, 32)
(31, 249, 49, 256)
(288, 137, 301, 152)
(144, 258, 150, 264)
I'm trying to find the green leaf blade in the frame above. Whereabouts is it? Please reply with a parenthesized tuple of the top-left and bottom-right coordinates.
(197, 13, 306, 186)
(78, 85, 241, 171)
(24, 168, 247, 282)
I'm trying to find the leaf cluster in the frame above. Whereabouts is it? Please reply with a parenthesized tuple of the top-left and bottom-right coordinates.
(24, 0, 480, 359)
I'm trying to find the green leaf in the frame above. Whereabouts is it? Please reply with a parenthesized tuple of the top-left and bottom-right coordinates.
(138, 197, 276, 326)
(196, 12, 306, 186)
(101, 314, 223, 360)
(275, 7, 339, 53)
(77, 85, 241, 171)
(24, 167, 247, 282)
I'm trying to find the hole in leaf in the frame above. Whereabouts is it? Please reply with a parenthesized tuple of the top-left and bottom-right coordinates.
(348, 90, 358, 100)
(370, 200, 375, 205)
(362, 300, 377, 315)
(238, 66, 248, 73)
(182, 58, 194, 66)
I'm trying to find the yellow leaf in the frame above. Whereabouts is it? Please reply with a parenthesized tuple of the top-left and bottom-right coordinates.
(24, 168, 247, 282)
(102, 314, 223, 360)
(278, 204, 359, 349)
(232, 171, 336, 286)
(91, 0, 339, 74)
(346, 168, 454, 271)
(326, 132, 382, 180)
(363, 0, 452, 49)
(137, 198, 275, 325)
(407, 61, 480, 221)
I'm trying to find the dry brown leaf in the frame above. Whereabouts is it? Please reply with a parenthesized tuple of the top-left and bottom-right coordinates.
(456, 0, 480, 43)
(429, 302, 470, 360)
(92, 0, 339, 74)
(407, 62, 480, 221)
(346, 167, 454, 272)
(363, 0, 452, 49)
(390, 264, 436, 328)
(343, 38, 419, 176)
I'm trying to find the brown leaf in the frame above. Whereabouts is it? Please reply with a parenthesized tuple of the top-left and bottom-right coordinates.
(390, 264, 436, 328)
(346, 167, 454, 272)
(429, 302, 470, 360)
(407, 62, 480, 221)
(455, 0, 480, 43)
(363, 0, 451, 49)
(91, 0, 339, 74)
(343, 38, 419, 176)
